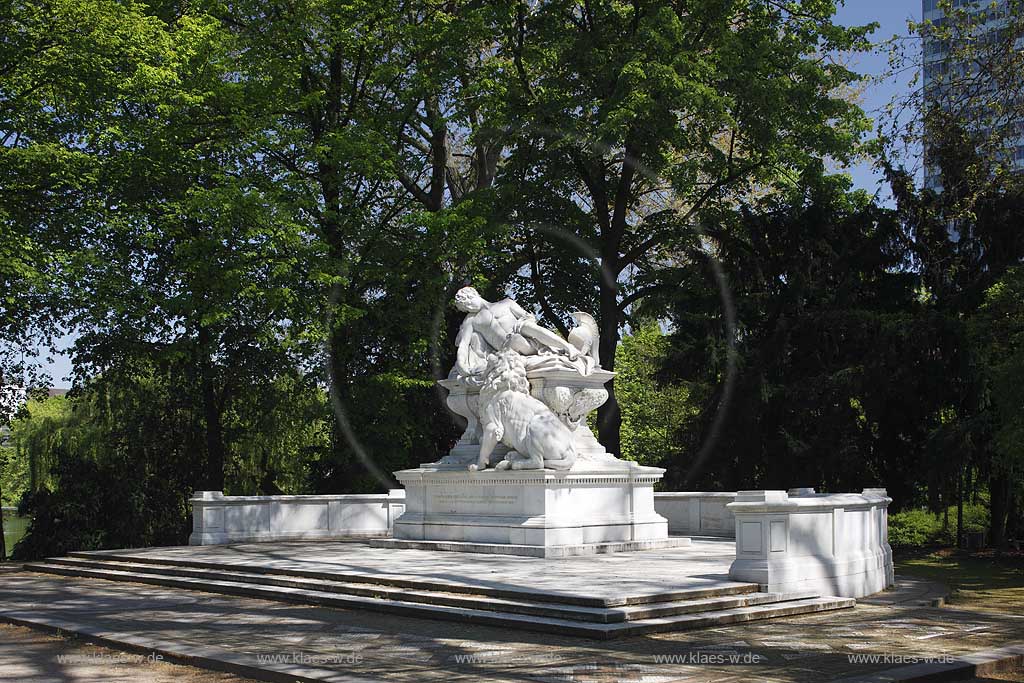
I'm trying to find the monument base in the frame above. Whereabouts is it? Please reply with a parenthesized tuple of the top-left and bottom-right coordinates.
(390, 463, 674, 556)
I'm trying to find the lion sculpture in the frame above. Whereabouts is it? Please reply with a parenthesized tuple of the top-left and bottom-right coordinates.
(468, 345, 577, 472)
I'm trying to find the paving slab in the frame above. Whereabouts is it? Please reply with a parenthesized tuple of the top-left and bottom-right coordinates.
(0, 622, 256, 683)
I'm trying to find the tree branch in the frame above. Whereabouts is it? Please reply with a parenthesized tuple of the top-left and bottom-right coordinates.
(514, 1, 534, 98)
(527, 240, 569, 336)
(620, 230, 670, 269)
(570, 152, 610, 231)
(426, 98, 446, 211)
(396, 168, 433, 208)
(618, 280, 678, 311)
(609, 138, 640, 247)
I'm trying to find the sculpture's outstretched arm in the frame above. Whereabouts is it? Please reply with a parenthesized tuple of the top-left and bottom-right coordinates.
(506, 300, 579, 357)
(520, 321, 579, 359)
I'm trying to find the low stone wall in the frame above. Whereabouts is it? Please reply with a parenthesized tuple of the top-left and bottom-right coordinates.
(189, 490, 406, 545)
(653, 492, 736, 537)
(727, 488, 894, 599)
(190, 490, 740, 545)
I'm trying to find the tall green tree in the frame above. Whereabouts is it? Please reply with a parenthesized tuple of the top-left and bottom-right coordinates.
(2, 0, 331, 493)
(1, 0, 173, 399)
(494, 0, 874, 455)
(656, 165, 951, 498)
(974, 268, 1024, 546)
(874, 0, 1024, 545)
(887, 116, 1024, 545)
(212, 0, 528, 486)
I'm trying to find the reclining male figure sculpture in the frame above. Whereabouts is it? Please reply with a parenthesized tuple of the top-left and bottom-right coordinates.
(452, 286, 597, 383)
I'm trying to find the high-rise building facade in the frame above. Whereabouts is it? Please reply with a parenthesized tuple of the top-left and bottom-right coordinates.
(921, 0, 1024, 189)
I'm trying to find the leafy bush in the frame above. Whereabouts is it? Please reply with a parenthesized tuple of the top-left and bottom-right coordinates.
(615, 322, 697, 467)
(889, 509, 942, 548)
(310, 373, 460, 494)
(888, 504, 991, 548)
(6, 375, 205, 560)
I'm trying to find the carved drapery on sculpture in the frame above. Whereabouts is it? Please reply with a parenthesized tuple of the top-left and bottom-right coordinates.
(437, 287, 623, 471)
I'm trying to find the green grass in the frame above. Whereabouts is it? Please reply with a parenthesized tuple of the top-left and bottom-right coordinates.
(895, 547, 1024, 610)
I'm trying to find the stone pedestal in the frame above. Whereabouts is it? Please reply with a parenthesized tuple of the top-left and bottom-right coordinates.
(379, 463, 684, 557)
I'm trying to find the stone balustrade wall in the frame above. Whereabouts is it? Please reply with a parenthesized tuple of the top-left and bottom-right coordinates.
(190, 491, 737, 544)
(653, 492, 737, 538)
(189, 490, 736, 546)
(189, 490, 406, 545)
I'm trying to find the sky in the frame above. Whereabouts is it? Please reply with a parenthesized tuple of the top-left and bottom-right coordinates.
(833, 0, 922, 195)
(28, 1, 923, 389)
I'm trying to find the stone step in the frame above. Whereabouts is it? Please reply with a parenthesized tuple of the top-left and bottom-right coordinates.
(34, 557, 817, 624)
(618, 589, 822, 620)
(63, 549, 762, 607)
(606, 596, 857, 637)
(37, 557, 625, 623)
(24, 561, 855, 639)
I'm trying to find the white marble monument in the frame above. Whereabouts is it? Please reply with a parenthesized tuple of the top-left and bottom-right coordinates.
(381, 287, 682, 557)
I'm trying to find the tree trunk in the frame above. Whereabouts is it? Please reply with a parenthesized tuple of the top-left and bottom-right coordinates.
(0, 473, 6, 562)
(989, 470, 1010, 548)
(1007, 486, 1019, 545)
(596, 277, 621, 456)
(198, 325, 225, 492)
(956, 460, 965, 549)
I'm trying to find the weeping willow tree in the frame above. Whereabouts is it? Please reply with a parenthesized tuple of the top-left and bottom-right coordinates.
(4, 362, 337, 559)
(5, 397, 78, 501)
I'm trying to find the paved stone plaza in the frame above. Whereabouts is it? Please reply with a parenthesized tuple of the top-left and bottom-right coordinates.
(21, 537, 859, 637)
(1, 541, 1022, 682)
(50, 537, 752, 603)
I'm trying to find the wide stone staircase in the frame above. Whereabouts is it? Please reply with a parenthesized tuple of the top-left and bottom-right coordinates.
(24, 550, 854, 639)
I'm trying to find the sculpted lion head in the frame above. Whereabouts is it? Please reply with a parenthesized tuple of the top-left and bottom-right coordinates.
(482, 349, 530, 396)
